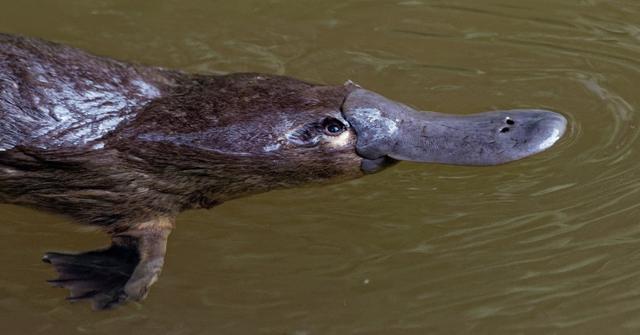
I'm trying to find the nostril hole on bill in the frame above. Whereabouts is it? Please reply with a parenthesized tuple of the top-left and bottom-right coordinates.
(500, 127, 510, 133)
(505, 118, 515, 125)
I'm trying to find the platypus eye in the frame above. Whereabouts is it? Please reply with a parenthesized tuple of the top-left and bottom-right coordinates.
(322, 118, 346, 136)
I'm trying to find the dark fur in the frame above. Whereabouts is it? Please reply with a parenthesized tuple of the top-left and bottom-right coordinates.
(0, 34, 367, 308)
(0, 34, 363, 233)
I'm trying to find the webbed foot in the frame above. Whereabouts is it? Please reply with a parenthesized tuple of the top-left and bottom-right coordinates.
(43, 218, 172, 310)
(43, 238, 139, 309)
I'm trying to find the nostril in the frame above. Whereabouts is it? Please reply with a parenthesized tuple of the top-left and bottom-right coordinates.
(500, 127, 510, 133)
(505, 118, 515, 125)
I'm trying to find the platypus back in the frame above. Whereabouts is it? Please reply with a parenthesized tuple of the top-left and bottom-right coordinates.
(0, 34, 177, 150)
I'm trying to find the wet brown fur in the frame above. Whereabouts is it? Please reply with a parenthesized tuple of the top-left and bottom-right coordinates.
(0, 33, 366, 308)
(0, 34, 363, 233)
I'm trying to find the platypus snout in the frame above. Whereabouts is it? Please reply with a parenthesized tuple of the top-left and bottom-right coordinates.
(341, 89, 567, 172)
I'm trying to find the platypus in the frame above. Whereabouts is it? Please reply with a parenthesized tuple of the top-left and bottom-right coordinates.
(0, 34, 567, 309)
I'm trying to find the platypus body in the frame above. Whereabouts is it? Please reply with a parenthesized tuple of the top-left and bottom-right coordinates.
(0, 34, 567, 309)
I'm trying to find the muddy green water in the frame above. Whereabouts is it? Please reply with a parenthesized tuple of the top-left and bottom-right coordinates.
(1, 1, 640, 334)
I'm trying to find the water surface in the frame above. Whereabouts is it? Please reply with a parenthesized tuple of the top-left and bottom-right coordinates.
(1, 1, 640, 334)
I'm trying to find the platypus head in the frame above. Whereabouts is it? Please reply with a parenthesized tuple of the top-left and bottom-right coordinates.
(274, 82, 566, 177)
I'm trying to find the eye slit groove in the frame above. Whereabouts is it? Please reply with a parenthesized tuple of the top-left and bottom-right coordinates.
(500, 127, 510, 133)
(505, 118, 515, 125)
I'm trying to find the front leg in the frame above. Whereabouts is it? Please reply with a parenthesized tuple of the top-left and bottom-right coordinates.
(42, 217, 173, 309)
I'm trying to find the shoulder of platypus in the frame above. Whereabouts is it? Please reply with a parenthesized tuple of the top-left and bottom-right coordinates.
(0, 33, 186, 151)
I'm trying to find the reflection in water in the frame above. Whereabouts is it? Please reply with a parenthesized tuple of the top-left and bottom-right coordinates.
(1, 0, 640, 333)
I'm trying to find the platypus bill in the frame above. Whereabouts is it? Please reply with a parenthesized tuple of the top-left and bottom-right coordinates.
(0, 34, 567, 309)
